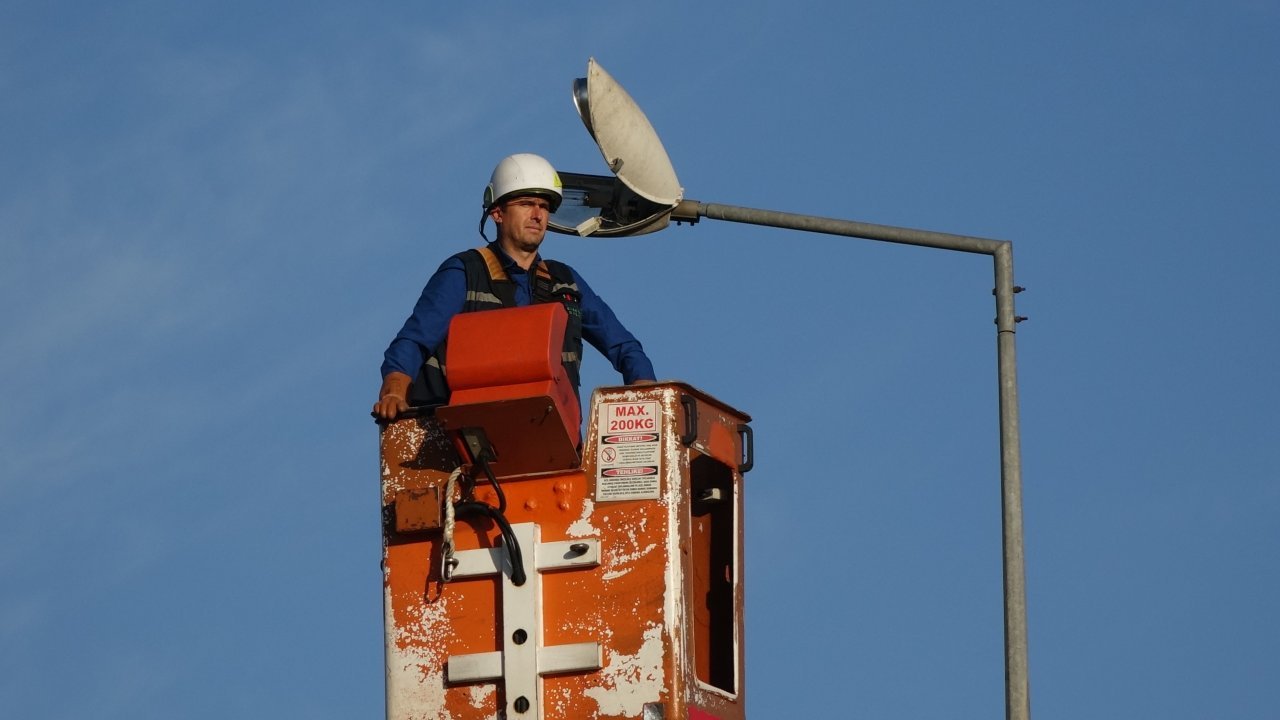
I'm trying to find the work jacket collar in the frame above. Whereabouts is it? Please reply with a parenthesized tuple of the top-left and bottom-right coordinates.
(487, 241, 540, 275)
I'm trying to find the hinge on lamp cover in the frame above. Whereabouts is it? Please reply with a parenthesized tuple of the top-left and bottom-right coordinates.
(577, 216, 604, 236)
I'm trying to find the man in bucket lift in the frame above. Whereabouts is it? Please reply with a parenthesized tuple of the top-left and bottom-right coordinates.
(374, 153, 656, 420)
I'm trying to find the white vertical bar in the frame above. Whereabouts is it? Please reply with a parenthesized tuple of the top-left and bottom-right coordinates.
(502, 523, 541, 718)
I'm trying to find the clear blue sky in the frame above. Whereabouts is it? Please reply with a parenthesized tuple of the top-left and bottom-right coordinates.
(3, 2, 1277, 718)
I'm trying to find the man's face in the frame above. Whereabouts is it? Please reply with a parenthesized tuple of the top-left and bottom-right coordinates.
(492, 195, 551, 254)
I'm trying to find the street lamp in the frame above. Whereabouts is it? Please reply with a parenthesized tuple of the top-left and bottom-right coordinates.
(550, 58, 1032, 720)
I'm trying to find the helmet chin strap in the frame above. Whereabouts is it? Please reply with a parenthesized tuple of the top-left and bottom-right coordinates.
(478, 209, 491, 242)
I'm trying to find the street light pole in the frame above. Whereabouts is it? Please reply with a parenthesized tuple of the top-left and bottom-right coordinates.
(558, 58, 1032, 720)
(672, 200, 1031, 720)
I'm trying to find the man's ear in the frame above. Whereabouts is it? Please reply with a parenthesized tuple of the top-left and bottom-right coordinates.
(488, 204, 504, 225)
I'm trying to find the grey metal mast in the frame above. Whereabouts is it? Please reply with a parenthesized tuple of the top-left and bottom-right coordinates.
(673, 200, 1031, 720)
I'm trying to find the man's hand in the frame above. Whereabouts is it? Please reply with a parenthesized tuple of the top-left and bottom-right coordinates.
(373, 372, 412, 421)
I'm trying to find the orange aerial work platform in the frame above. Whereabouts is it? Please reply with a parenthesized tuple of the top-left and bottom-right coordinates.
(378, 304, 753, 720)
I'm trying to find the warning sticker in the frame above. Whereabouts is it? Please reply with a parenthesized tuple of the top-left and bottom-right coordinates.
(597, 401, 661, 501)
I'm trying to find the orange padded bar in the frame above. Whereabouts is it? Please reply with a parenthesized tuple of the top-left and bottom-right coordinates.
(440, 304, 581, 467)
(446, 303, 568, 391)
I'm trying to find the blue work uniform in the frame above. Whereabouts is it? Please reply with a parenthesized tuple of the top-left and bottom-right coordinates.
(381, 243, 655, 390)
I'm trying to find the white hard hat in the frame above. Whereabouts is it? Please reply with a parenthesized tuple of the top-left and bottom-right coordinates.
(483, 153, 564, 213)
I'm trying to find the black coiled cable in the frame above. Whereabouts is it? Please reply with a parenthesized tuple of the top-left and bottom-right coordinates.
(451, 456, 526, 586)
